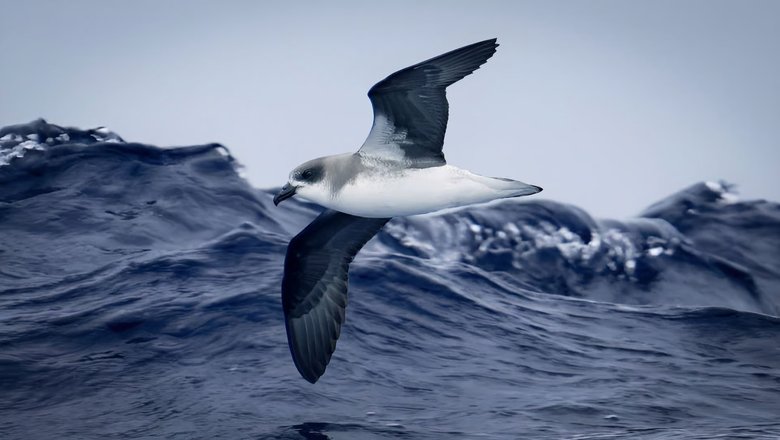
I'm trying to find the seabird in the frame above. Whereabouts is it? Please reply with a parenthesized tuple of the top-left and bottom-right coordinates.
(274, 38, 541, 383)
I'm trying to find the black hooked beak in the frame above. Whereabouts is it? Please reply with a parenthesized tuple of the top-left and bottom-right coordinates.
(273, 183, 297, 206)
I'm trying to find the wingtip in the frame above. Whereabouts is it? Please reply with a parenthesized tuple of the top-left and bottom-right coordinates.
(293, 356, 323, 383)
(473, 38, 499, 61)
(302, 372, 320, 384)
(289, 342, 326, 384)
(481, 37, 499, 48)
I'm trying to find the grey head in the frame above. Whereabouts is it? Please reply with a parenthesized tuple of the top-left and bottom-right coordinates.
(272, 157, 327, 206)
(274, 153, 366, 207)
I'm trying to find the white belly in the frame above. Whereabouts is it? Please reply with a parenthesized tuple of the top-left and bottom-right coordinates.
(322, 165, 529, 218)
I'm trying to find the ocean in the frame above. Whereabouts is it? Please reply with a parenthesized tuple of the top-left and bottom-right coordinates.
(1, 120, 778, 439)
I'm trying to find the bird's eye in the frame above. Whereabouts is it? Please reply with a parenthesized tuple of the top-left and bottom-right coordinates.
(302, 169, 313, 179)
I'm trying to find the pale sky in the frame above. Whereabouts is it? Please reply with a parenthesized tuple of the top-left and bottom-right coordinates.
(1, 0, 778, 218)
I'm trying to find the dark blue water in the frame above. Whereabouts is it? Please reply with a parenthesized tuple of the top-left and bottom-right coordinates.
(1, 120, 779, 439)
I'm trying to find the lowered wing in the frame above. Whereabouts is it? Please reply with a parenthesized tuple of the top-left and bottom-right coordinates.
(282, 209, 390, 383)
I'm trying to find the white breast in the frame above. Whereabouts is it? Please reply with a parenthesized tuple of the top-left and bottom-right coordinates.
(321, 165, 527, 218)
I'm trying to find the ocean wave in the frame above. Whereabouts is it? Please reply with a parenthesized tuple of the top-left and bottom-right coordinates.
(1, 120, 778, 439)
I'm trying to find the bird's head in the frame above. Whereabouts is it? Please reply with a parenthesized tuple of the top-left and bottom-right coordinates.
(273, 158, 326, 206)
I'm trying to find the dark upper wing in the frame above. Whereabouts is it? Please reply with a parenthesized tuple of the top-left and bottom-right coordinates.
(282, 209, 390, 383)
(358, 38, 498, 168)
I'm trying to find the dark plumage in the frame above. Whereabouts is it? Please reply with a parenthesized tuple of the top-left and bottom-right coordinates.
(282, 210, 389, 383)
(359, 38, 498, 167)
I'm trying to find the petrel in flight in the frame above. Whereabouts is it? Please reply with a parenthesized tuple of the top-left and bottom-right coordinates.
(273, 38, 541, 383)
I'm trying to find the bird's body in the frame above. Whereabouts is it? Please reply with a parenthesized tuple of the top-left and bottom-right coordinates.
(273, 38, 542, 383)
(297, 154, 540, 218)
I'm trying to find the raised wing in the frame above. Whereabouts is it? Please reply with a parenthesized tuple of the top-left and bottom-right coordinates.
(358, 38, 498, 168)
(282, 209, 390, 383)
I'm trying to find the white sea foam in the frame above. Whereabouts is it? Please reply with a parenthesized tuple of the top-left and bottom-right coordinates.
(0, 138, 46, 166)
(648, 246, 664, 257)
(705, 180, 739, 204)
